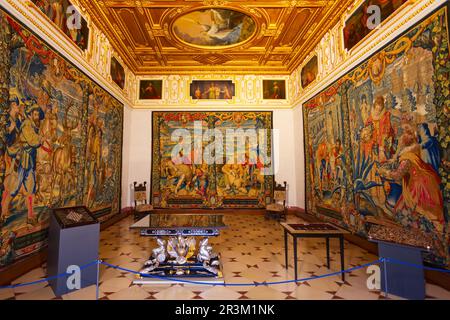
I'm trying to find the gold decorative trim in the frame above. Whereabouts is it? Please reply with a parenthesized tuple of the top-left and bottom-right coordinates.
(292, 0, 442, 108)
(3, 0, 132, 106)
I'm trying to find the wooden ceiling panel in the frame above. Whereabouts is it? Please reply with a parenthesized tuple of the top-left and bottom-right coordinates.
(263, 8, 285, 25)
(78, 0, 353, 75)
(141, 55, 163, 65)
(276, 8, 316, 47)
(114, 8, 149, 47)
(146, 8, 168, 26)
(159, 37, 178, 48)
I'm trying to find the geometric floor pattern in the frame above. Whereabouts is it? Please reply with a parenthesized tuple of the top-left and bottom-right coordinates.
(1, 214, 450, 300)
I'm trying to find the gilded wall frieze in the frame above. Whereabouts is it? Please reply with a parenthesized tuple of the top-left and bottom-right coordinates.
(291, 0, 443, 107)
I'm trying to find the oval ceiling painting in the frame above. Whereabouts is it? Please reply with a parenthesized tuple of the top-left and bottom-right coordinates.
(173, 8, 256, 48)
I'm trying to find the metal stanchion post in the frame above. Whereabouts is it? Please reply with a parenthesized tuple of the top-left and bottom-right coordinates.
(383, 258, 389, 299)
(96, 259, 101, 300)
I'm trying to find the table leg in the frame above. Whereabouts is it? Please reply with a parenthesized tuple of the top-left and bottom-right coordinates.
(326, 237, 330, 269)
(284, 229, 288, 270)
(293, 236, 298, 282)
(340, 236, 345, 281)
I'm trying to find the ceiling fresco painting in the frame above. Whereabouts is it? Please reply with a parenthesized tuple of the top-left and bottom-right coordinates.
(172, 8, 256, 48)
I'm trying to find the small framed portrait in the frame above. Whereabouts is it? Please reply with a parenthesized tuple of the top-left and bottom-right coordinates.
(31, 0, 90, 51)
(190, 80, 235, 100)
(343, 0, 408, 51)
(263, 80, 286, 100)
(139, 80, 163, 100)
(110, 57, 125, 90)
(301, 55, 318, 89)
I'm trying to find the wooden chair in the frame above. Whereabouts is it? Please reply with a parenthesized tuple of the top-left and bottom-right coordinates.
(133, 182, 153, 221)
(265, 181, 287, 221)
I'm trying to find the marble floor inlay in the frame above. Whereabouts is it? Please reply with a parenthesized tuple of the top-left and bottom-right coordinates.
(2, 214, 450, 300)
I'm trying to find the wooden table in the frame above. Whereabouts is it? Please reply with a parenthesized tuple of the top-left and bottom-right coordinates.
(280, 222, 349, 282)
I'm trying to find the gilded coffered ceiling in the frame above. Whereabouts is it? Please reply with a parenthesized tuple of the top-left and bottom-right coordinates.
(77, 0, 354, 75)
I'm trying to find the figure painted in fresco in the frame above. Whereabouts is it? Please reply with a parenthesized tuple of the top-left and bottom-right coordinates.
(1, 102, 44, 226)
(270, 81, 281, 99)
(172, 8, 256, 47)
(111, 57, 125, 90)
(301, 57, 318, 89)
(302, 71, 316, 88)
(142, 82, 161, 99)
(203, 82, 219, 99)
(51, 0, 64, 29)
(263, 80, 286, 100)
(194, 86, 202, 99)
(222, 84, 233, 99)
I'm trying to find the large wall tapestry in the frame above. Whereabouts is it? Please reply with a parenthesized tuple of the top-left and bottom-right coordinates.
(0, 7, 123, 269)
(151, 112, 273, 209)
(304, 4, 450, 266)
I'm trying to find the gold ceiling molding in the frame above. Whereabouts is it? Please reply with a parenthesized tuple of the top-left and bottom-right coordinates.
(76, 0, 354, 75)
(192, 53, 233, 65)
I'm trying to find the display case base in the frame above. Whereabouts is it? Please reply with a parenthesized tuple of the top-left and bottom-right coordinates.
(133, 276, 225, 286)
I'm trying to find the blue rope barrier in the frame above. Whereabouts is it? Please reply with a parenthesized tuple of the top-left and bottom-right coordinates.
(1, 256, 449, 291)
(100, 259, 383, 287)
(0, 259, 99, 290)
